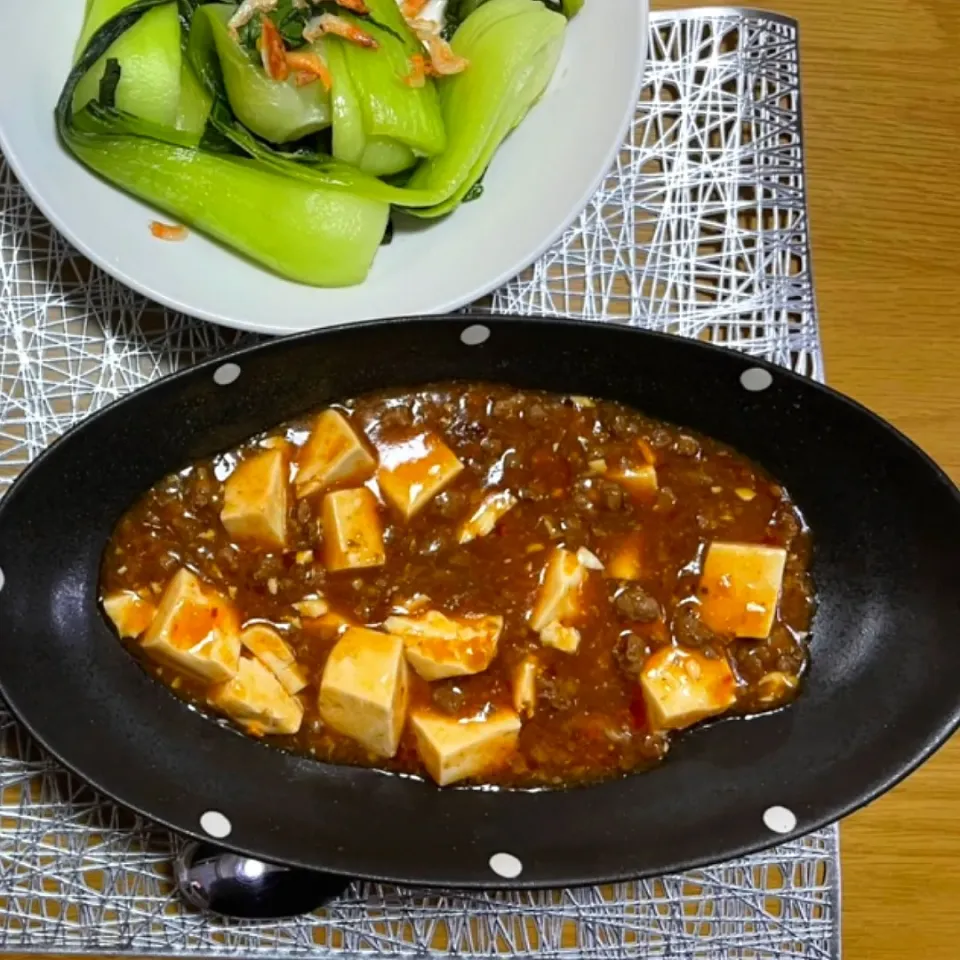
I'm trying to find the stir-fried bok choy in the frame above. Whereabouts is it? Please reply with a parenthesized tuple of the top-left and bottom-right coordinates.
(57, 0, 580, 286)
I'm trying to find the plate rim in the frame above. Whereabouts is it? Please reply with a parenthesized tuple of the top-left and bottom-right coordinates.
(1, 316, 959, 888)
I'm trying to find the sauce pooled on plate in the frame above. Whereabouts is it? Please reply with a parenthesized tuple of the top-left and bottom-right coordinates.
(100, 383, 815, 788)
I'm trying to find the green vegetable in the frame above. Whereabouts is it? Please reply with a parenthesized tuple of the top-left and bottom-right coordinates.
(59, 0, 390, 286)
(58, 0, 573, 286)
(175, 58, 214, 134)
(76, 0, 144, 53)
(180, 0, 452, 206)
(74, 0, 183, 128)
(443, 0, 582, 37)
(326, 36, 415, 177)
(72, 136, 389, 285)
(542, 0, 584, 16)
(324, 0, 445, 174)
(234, 0, 313, 51)
(405, 0, 566, 218)
(442, 0, 491, 38)
(201, 4, 330, 144)
(230, 0, 406, 55)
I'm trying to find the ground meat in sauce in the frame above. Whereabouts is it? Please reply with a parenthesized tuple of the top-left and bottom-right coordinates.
(615, 633, 650, 678)
(537, 673, 580, 712)
(672, 606, 719, 648)
(613, 585, 661, 623)
(99, 382, 815, 788)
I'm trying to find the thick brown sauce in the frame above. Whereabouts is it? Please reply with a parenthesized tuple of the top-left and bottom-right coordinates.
(100, 383, 814, 787)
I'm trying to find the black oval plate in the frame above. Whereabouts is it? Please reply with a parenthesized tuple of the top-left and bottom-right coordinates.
(0, 317, 958, 889)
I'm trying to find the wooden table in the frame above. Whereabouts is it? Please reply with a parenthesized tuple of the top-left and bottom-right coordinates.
(654, 0, 960, 955)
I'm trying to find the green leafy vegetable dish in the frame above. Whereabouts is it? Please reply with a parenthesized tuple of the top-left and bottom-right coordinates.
(59, 0, 580, 287)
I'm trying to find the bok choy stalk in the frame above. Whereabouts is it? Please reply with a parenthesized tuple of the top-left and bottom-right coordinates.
(175, 56, 215, 133)
(405, 0, 566, 218)
(326, 39, 414, 176)
(73, 0, 185, 129)
(442, 0, 581, 39)
(201, 4, 331, 145)
(180, 0, 455, 207)
(58, 0, 390, 286)
(326, 0, 445, 175)
(73, 137, 389, 285)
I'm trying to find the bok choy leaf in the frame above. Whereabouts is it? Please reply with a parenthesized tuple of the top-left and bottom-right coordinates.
(201, 3, 331, 145)
(325, 36, 416, 177)
(324, 0, 445, 174)
(175, 58, 215, 134)
(73, 0, 184, 128)
(179, 0, 457, 206)
(72, 136, 390, 285)
(443, 0, 581, 38)
(58, 0, 390, 286)
(405, 0, 566, 218)
(441, 0, 493, 39)
(59, 0, 574, 284)
(191, 0, 563, 211)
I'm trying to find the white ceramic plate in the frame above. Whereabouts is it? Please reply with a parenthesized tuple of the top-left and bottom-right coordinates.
(0, 1, 648, 334)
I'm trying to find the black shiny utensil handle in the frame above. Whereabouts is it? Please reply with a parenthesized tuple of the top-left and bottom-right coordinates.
(175, 842, 352, 919)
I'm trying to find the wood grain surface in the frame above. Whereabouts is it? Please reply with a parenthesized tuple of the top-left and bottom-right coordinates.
(6, 3, 958, 960)
(654, 0, 960, 956)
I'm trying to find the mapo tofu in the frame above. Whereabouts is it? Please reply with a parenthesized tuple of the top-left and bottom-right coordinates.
(100, 383, 815, 788)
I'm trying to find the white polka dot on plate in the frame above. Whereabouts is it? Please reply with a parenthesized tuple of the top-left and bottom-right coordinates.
(740, 367, 773, 392)
(200, 810, 232, 839)
(489, 852, 523, 879)
(461, 324, 491, 346)
(213, 363, 241, 386)
(763, 805, 797, 834)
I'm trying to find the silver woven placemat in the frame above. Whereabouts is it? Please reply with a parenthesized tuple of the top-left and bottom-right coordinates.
(0, 7, 838, 958)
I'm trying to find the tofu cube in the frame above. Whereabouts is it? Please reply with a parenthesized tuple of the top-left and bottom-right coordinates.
(457, 490, 517, 544)
(141, 569, 241, 683)
(318, 627, 409, 757)
(698, 541, 788, 639)
(277, 661, 310, 696)
(377, 432, 464, 519)
(604, 533, 644, 581)
(608, 464, 658, 499)
(295, 409, 377, 498)
(539, 621, 582, 654)
(322, 488, 385, 572)
(411, 709, 521, 786)
(240, 623, 308, 695)
(211, 656, 304, 736)
(512, 657, 538, 718)
(220, 448, 288, 549)
(384, 610, 502, 681)
(640, 646, 738, 731)
(529, 548, 585, 631)
(102, 590, 156, 639)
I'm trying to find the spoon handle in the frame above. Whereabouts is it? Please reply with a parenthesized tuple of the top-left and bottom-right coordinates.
(175, 841, 352, 919)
